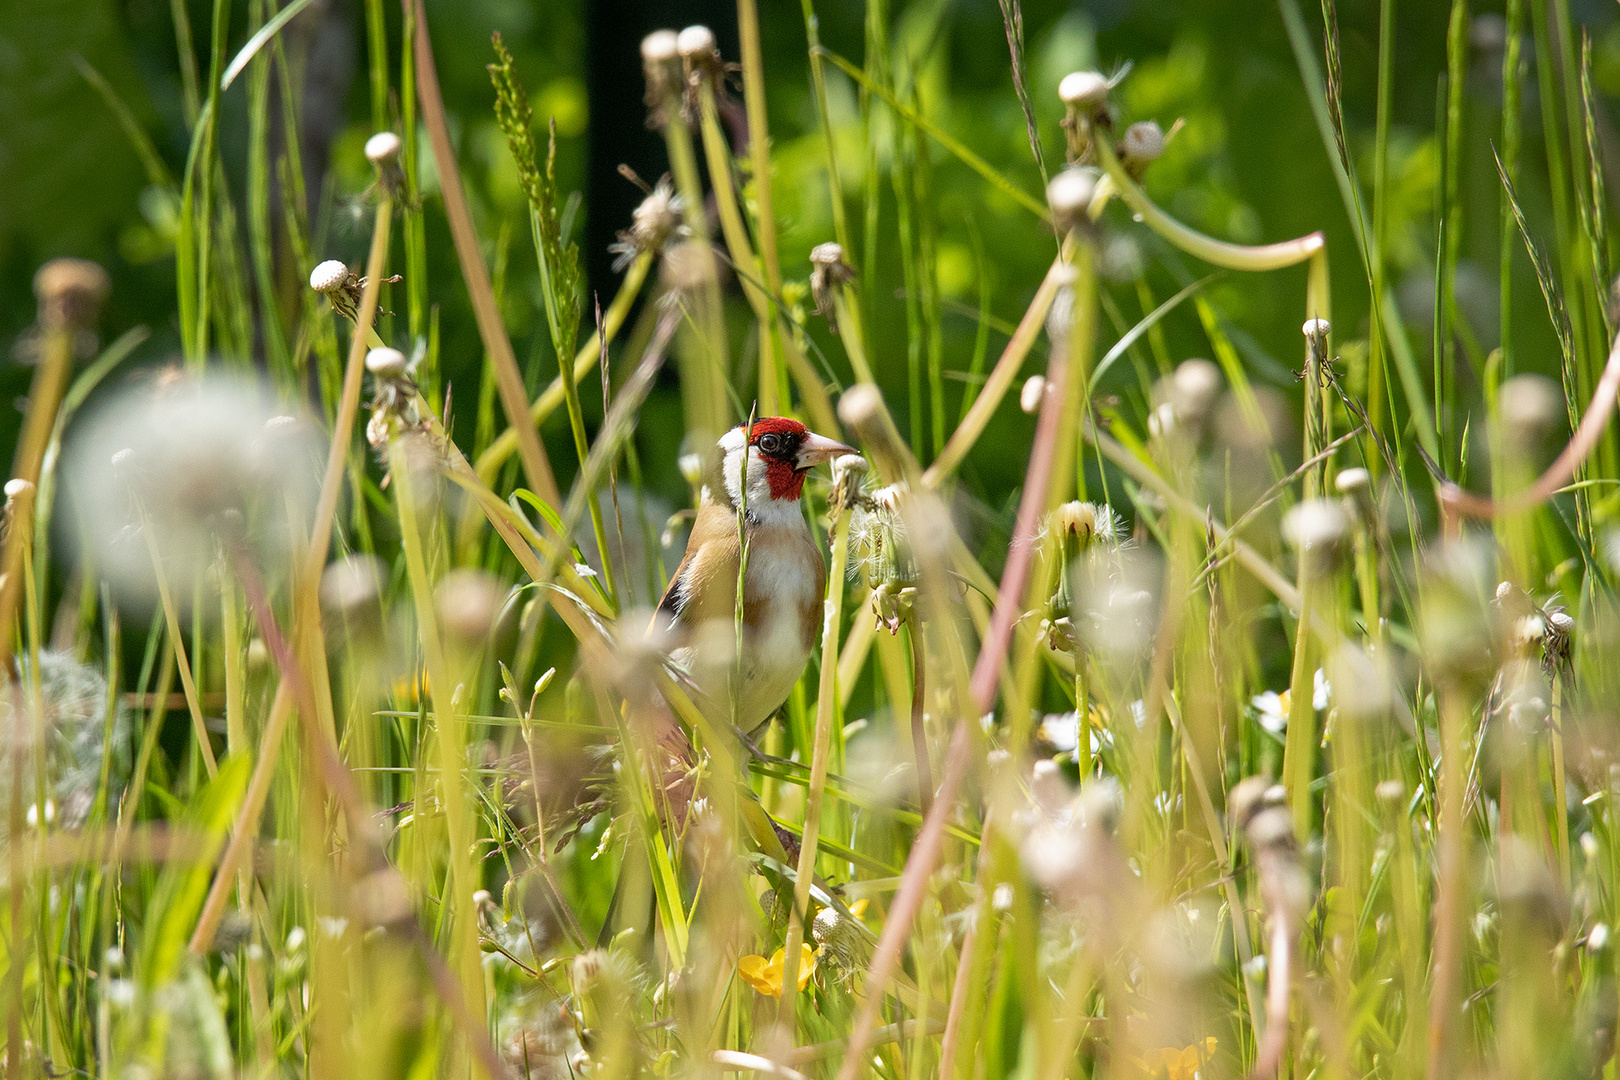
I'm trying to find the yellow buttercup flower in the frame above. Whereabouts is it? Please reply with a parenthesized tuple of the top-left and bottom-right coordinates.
(737, 944, 815, 998)
(1134, 1037, 1218, 1080)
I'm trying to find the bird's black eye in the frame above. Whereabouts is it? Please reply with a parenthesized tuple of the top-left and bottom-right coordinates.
(758, 433, 781, 454)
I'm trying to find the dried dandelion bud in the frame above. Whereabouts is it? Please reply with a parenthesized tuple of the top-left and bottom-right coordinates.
(659, 240, 721, 293)
(1020, 375, 1047, 414)
(34, 257, 110, 333)
(641, 30, 682, 119)
(1118, 120, 1165, 178)
(1544, 610, 1575, 672)
(1051, 501, 1121, 553)
(366, 347, 409, 380)
(810, 242, 857, 324)
(321, 554, 388, 639)
(1058, 70, 1110, 111)
(677, 24, 721, 81)
(436, 569, 506, 651)
(838, 383, 884, 429)
(830, 453, 869, 512)
(1282, 498, 1349, 578)
(1498, 373, 1564, 452)
(1047, 167, 1099, 233)
(1168, 357, 1222, 429)
(641, 30, 679, 64)
(365, 131, 406, 196)
(611, 178, 684, 271)
(1334, 467, 1370, 496)
(364, 131, 402, 166)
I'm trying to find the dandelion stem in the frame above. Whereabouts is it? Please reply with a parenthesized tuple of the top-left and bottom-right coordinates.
(778, 483, 853, 1034)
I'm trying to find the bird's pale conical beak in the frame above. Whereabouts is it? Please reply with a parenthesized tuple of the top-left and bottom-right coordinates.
(795, 431, 858, 469)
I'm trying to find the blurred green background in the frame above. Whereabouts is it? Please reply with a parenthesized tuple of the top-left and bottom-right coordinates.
(5, 0, 1619, 513)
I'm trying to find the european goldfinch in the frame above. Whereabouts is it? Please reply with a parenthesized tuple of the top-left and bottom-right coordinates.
(656, 418, 854, 736)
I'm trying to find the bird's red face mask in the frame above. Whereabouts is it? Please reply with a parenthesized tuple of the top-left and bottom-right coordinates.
(742, 418, 855, 502)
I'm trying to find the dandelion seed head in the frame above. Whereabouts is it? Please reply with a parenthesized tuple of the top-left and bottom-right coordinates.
(67, 373, 321, 605)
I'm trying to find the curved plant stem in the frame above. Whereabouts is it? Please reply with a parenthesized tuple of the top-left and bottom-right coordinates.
(1094, 137, 1325, 272)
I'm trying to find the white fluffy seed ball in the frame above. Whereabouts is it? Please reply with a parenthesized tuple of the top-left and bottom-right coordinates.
(366, 347, 408, 379)
(309, 260, 349, 293)
(1058, 71, 1109, 109)
(364, 132, 402, 164)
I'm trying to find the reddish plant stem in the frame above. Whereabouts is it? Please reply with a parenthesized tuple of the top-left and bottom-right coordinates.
(836, 270, 1074, 1080)
(406, 0, 560, 511)
(1439, 330, 1620, 525)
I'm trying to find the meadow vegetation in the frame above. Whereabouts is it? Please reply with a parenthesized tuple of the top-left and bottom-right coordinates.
(8, 1, 1620, 1078)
